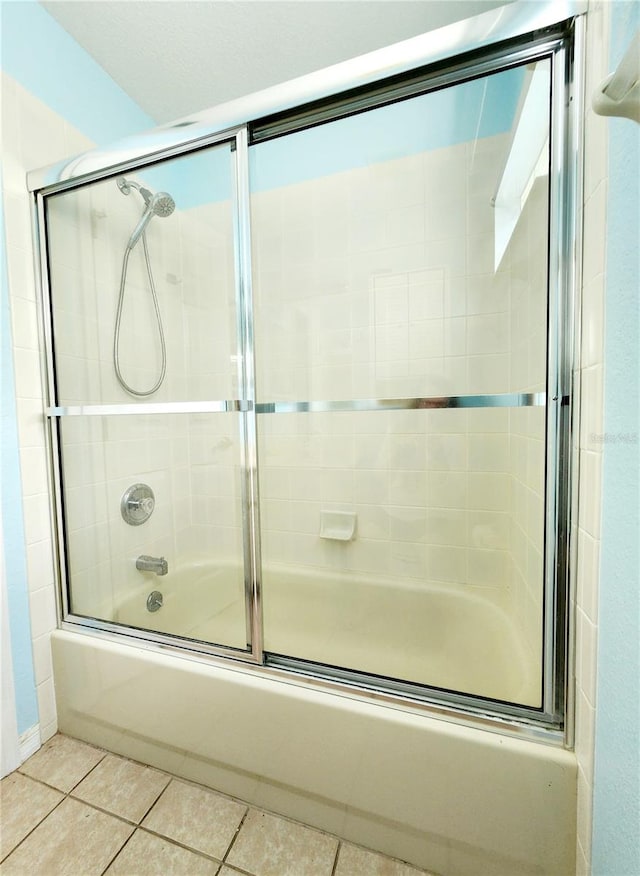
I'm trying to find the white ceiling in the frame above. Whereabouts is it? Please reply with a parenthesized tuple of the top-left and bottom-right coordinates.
(40, 0, 513, 125)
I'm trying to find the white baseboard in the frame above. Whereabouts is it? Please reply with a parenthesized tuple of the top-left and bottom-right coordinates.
(19, 724, 41, 762)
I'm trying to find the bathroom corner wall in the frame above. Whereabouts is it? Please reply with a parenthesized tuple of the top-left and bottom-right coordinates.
(1, 71, 96, 745)
(574, 3, 609, 873)
(0, 0, 154, 756)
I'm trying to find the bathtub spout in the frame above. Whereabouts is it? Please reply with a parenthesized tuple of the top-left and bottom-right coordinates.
(136, 555, 168, 576)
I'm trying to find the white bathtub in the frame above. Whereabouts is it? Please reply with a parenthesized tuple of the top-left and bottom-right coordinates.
(113, 562, 539, 705)
(52, 563, 576, 876)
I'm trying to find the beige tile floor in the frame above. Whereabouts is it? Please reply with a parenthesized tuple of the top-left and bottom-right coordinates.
(1, 734, 434, 876)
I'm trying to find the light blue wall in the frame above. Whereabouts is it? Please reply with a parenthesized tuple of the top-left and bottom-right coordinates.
(591, 3, 640, 875)
(0, 185, 39, 736)
(0, 1, 151, 739)
(1, 1, 154, 144)
(250, 65, 523, 190)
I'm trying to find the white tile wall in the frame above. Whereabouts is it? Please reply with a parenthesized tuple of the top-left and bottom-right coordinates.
(573, 4, 610, 872)
(2, 73, 83, 743)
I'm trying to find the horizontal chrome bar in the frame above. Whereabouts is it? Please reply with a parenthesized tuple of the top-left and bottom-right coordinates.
(256, 393, 547, 414)
(47, 393, 547, 419)
(267, 654, 560, 733)
(47, 400, 249, 417)
(28, 1, 586, 192)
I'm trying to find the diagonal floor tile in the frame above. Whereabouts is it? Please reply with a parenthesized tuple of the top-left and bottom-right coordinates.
(105, 829, 219, 875)
(0, 796, 133, 876)
(142, 779, 246, 859)
(0, 772, 63, 860)
(335, 842, 433, 875)
(225, 809, 338, 876)
(71, 754, 170, 823)
(18, 734, 105, 793)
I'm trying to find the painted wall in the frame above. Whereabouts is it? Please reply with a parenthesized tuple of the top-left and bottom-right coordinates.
(0, 0, 151, 751)
(592, 1, 640, 873)
(1, 181, 39, 741)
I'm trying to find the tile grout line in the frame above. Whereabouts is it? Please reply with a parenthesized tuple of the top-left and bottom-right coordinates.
(220, 804, 251, 865)
(9, 777, 223, 874)
(215, 861, 256, 876)
(17, 747, 109, 796)
(0, 791, 67, 865)
(133, 772, 172, 824)
(48, 739, 350, 861)
(66, 749, 110, 793)
(133, 823, 226, 865)
(97, 824, 137, 876)
(10, 737, 435, 874)
(331, 840, 342, 876)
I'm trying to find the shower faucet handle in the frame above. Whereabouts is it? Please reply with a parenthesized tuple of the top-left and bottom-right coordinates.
(133, 496, 154, 514)
(121, 483, 155, 526)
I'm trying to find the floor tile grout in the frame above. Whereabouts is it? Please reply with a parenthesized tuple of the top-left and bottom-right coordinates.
(220, 803, 250, 864)
(134, 823, 224, 864)
(5, 734, 435, 875)
(66, 749, 109, 793)
(134, 771, 172, 825)
(331, 840, 343, 876)
(0, 789, 67, 865)
(97, 823, 136, 876)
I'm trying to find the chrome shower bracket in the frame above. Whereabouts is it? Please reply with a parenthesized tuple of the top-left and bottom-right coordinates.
(121, 483, 155, 525)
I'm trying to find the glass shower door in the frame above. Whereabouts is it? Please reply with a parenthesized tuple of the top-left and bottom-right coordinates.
(44, 141, 253, 654)
(251, 59, 552, 707)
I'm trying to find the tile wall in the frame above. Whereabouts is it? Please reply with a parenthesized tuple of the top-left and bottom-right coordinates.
(2, 71, 96, 743)
(574, 3, 609, 873)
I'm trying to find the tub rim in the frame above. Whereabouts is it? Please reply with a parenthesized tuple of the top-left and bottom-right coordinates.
(58, 618, 564, 748)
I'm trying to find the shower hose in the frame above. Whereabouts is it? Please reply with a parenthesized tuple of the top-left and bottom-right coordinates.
(113, 232, 167, 397)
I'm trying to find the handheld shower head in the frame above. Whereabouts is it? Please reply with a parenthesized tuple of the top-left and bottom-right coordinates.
(126, 190, 175, 249)
(151, 192, 175, 218)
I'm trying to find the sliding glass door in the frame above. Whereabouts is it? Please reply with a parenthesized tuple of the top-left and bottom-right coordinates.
(251, 59, 552, 709)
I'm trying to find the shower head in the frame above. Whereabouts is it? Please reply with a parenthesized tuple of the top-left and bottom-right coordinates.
(126, 189, 175, 249)
(151, 192, 175, 218)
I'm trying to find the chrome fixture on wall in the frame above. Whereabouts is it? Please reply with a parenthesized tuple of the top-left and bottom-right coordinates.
(117, 178, 175, 248)
(121, 483, 155, 526)
(114, 177, 175, 397)
(136, 555, 168, 576)
(146, 591, 164, 612)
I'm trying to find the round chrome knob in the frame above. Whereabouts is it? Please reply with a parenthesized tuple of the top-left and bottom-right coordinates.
(121, 483, 155, 526)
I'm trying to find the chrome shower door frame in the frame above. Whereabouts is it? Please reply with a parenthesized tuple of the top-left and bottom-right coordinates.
(247, 24, 584, 732)
(29, 0, 586, 739)
(34, 127, 265, 666)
